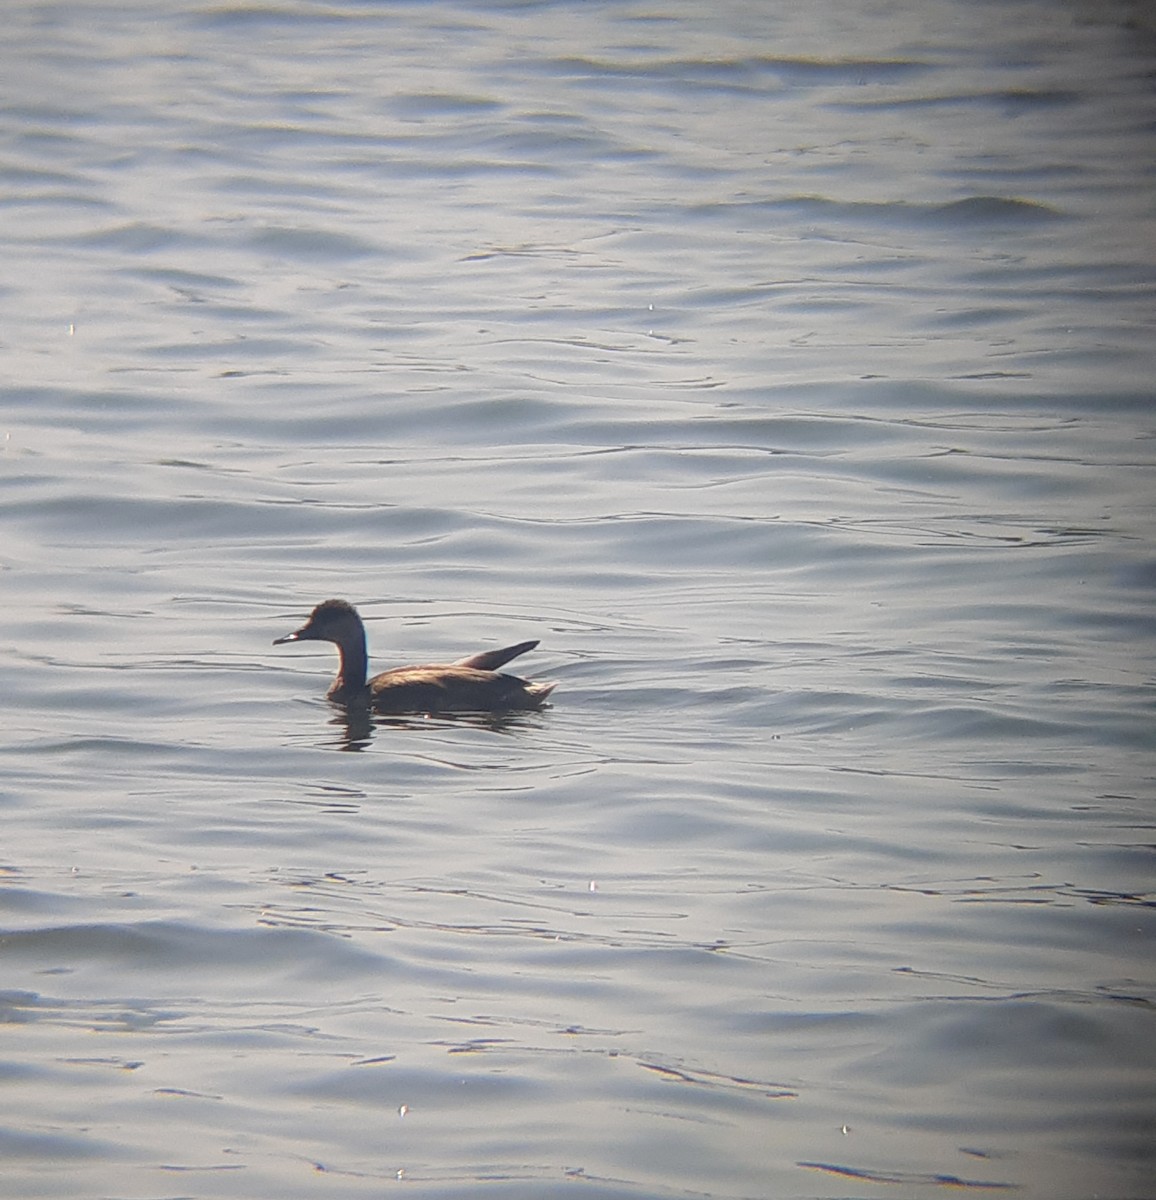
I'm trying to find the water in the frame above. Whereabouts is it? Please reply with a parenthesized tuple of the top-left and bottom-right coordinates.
(2, 1, 1154, 1197)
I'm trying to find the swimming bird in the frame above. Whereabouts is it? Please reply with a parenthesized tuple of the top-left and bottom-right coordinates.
(273, 599, 555, 713)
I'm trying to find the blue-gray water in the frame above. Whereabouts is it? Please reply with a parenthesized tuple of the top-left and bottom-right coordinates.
(2, 2, 1154, 1198)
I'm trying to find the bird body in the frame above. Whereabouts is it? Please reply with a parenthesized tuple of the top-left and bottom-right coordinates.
(274, 599, 555, 713)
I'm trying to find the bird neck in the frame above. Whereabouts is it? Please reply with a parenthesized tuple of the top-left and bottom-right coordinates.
(333, 625, 368, 694)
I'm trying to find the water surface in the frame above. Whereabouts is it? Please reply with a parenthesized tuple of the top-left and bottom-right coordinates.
(1, 2, 1154, 1198)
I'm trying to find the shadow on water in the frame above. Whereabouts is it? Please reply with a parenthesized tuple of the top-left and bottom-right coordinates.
(325, 705, 553, 751)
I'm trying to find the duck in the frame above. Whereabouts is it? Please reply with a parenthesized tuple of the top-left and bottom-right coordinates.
(273, 598, 556, 713)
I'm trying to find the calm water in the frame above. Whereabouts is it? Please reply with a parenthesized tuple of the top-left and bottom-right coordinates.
(2, 1, 1154, 1198)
